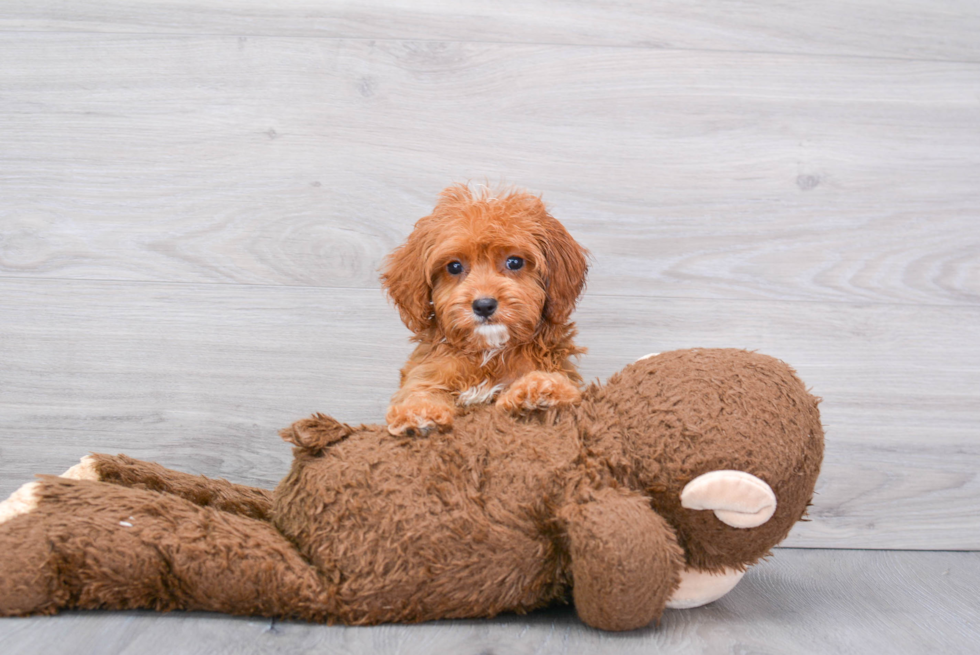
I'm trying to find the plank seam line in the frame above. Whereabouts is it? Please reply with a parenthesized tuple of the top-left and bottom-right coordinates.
(2, 274, 977, 311)
(1, 29, 979, 66)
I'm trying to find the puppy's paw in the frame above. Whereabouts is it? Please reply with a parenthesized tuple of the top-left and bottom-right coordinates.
(496, 371, 582, 414)
(386, 399, 455, 437)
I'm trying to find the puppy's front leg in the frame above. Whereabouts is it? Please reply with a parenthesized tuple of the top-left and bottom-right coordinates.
(496, 371, 582, 413)
(386, 352, 461, 437)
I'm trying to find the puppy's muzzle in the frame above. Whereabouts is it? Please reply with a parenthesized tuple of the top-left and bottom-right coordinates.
(472, 297, 498, 320)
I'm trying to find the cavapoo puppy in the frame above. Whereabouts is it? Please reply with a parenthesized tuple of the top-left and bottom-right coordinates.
(381, 184, 589, 437)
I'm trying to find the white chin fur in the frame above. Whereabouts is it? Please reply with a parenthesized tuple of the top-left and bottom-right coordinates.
(475, 324, 510, 349)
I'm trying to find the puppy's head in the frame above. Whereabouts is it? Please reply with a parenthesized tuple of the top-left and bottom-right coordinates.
(381, 184, 588, 352)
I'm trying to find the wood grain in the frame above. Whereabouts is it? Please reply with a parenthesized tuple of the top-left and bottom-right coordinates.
(0, 550, 976, 654)
(1, 1, 978, 650)
(2, 0, 979, 62)
(1, 35, 978, 305)
(1, 279, 977, 549)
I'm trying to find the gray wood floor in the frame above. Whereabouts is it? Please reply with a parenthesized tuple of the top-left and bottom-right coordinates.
(1, 550, 977, 655)
(1, 1, 978, 651)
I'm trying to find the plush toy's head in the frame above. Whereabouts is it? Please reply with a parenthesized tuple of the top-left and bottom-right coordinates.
(579, 349, 824, 571)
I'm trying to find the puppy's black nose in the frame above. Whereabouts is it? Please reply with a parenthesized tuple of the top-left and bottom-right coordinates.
(472, 297, 498, 319)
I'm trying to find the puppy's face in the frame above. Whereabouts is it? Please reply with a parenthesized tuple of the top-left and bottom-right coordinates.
(428, 225, 547, 352)
(382, 185, 588, 352)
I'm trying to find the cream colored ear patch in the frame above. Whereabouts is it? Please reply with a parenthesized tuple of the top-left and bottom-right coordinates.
(680, 470, 777, 528)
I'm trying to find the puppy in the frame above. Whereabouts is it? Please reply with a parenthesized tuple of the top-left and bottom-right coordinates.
(381, 184, 589, 437)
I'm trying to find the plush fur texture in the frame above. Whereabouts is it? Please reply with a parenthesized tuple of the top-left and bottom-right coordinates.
(381, 185, 589, 437)
(0, 349, 824, 631)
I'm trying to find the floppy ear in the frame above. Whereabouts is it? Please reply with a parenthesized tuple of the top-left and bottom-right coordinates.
(537, 210, 589, 325)
(380, 220, 436, 334)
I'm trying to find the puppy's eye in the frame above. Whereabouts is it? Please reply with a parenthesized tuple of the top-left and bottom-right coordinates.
(446, 261, 464, 275)
(505, 256, 524, 271)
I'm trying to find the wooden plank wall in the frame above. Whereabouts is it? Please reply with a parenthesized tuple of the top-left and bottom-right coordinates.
(1, 1, 978, 551)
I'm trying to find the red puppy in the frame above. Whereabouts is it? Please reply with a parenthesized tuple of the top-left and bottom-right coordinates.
(381, 184, 589, 436)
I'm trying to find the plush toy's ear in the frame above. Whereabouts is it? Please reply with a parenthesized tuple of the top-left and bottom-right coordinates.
(280, 414, 353, 454)
(535, 203, 589, 325)
(380, 219, 436, 334)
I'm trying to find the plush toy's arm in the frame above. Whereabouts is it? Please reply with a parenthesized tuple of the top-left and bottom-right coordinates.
(559, 487, 685, 631)
(62, 453, 274, 521)
(0, 476, 336, 620)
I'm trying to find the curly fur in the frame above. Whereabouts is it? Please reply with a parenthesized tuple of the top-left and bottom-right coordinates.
(381, 184, 589, 436)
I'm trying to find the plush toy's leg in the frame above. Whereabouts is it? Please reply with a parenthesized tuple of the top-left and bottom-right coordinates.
(0, 481, 61, 616)
(61, 454, 273, 520)
(0, 476, 335, 620)
(559, 487, 685, 631)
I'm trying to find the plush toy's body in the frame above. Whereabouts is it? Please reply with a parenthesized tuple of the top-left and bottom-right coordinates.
(0, 349, 823, 631)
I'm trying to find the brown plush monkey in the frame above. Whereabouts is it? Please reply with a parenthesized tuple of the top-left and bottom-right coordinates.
(0, 349, 823, 631)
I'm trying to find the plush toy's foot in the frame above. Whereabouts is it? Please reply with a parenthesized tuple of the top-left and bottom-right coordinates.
(61, 455, 100, 481)
(680, 470, 777, 528)
(665, 566, 746, 609)
(0, 481, 41, 526)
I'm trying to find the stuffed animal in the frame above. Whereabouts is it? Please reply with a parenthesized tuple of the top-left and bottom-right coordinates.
(0, 348, 823, 631)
